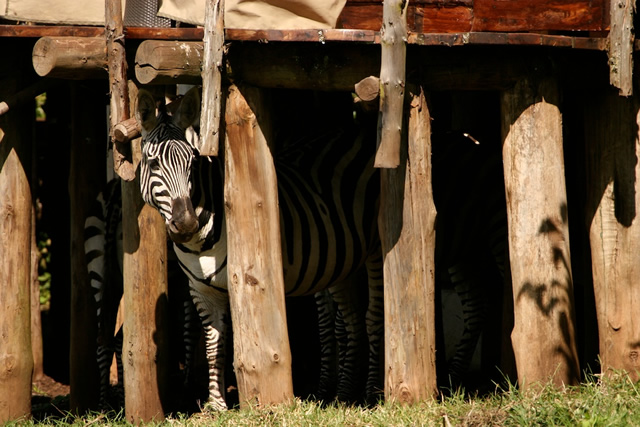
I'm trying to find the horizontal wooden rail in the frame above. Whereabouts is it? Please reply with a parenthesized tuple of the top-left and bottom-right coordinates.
(0, 24, 617, 51)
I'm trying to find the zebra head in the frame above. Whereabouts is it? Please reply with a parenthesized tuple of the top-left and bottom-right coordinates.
(137, 87, 201, 244)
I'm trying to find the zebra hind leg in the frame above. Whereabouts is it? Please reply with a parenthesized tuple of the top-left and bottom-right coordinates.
(365, 249, 384, 405)
(313, 289, 338, 403)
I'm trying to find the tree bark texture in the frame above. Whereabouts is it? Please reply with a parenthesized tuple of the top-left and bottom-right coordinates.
(106, 0, 135, 181)
(375, 0, 408, 168)
(135, 40, 203, 85)
(224, 84, 293, 408)
(121, 176, 169, 423)
(0, 72, 33, 423)
(501, 75, 580, 389)
(584, 88, 640, 379)
(199, 0, 225, 156)
(381, 86, 438, 403)
(608, 0, 636, 96)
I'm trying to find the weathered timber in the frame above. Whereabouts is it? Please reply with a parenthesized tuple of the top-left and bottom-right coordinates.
(0, 70, 34, 423)
(375, 0, 408, 168)
(32, 37, 107, 79)
(106, 0, 135, 182)
(135, 40, 203, 85)
(200, 0, 225, 156)
(501, 75, 580, 389)
(381, 85, 437, 403)
(585, 88, 640, 380)
(113, 117, 141, 143)
(355, 75, 381, 101)
(608, 0, 636, 96)
(224, 84, 293, 408)
(69, 82, 106, 412)
(236, 44, 576, 91)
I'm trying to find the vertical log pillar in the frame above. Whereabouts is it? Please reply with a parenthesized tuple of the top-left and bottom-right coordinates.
(122, 84, 169, 423)
(608, 0, 636, 96)
(501, 75, 580, 389)
(199, 0, 225, 156)
(69, 82, 106, 412)
(381, 86, 437, 403)
(585, 88, 640, 380)
(224, 84, 293, 408)
(0, 72, 34, 422)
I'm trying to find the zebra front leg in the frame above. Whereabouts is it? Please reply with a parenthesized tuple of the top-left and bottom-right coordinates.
(190, 286, 229, 411)
(314, 290, 338, 402)
(365, 249, 384, 404)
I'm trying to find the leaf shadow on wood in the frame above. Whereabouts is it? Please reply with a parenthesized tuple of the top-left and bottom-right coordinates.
(516, 203, 579, 383)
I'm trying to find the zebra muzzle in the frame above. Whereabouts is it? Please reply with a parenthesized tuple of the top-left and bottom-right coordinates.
(168, 196, 199, 243)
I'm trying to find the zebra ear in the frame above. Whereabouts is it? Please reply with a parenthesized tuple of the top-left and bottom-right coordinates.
(136, 90, 158, 135)
(175, 86, 201, 130)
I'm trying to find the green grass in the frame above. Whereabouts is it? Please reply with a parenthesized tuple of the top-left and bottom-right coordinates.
(12, 371, 640, 426)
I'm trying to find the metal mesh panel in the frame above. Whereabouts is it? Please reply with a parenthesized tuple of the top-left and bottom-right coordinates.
(123, 0, 171, 27)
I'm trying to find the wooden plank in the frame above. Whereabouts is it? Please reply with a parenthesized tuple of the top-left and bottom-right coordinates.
(224, 84, 293, 409)
(501, 74, 580, 389)
(106, 0, 135, 182)
(32, 37, 107, 79)
(0, 68, 34, 423)
(199, 0, 225, 157)
(375, 0, 409, 168)
(381, 85, 437, 403)
(474, 0, 606, 32)
(608, 0, 636, 96)
(585, 88, 640, 380)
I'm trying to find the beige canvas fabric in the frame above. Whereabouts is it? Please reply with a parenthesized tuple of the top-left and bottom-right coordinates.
(1, 0, 119, 25)
(158, 0, 346, 29)
(0, 0, 346, 29)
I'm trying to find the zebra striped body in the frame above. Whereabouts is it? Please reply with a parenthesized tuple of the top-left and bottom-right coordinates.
(137, 88, 382, 409)
(85, 177, 200, 409)
(432, 131, 508, 386)
(84, 178, 125, 408)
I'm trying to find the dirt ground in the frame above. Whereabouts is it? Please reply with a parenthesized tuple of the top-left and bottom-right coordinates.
(31, 374, 71, 420)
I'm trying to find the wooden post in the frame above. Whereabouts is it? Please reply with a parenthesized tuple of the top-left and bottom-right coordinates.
(585, 88, 640, 379)
(134, 40, 203, 85)
(200, 0, 225, 156)
(0, 71, 34, 422)
(121, 84, 170, 423)
(69, 82, 107, 412)
(32, 37, 107, 79)
(375, 0, 408, 168)
(106, 0, 135, 181)
(501, 75, 580, 389)
(608, 0, 636, 96)
(224, 84, 293, 408)
(380, 85, 437, 403)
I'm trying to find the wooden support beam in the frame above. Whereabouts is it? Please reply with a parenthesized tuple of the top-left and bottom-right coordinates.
(585, 88, 640, 380)
(0, 70, 34, 423)
(134, 40, 203, 85)
(224, 84, 293, 408)
(106, 0, 135, 182)
(121, 83, 169, 423)
(501, 74, 580, 389)
(381, 85, 437, 403)
(113, 117, 141, 143)
(375, 0, 409, 168)
(608, 0, 636, 96)
(32, 37, 107, 79)
(200, 0, 225, 156)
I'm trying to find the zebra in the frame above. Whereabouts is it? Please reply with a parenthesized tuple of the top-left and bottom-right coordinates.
(431, 130, 508, 388)
(135, 87, 383, 410)
(84, 178, 125, 409)
(84, 176, 200, 410)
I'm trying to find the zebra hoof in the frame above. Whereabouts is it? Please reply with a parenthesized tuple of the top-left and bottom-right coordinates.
(203, 398, 228, 412)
